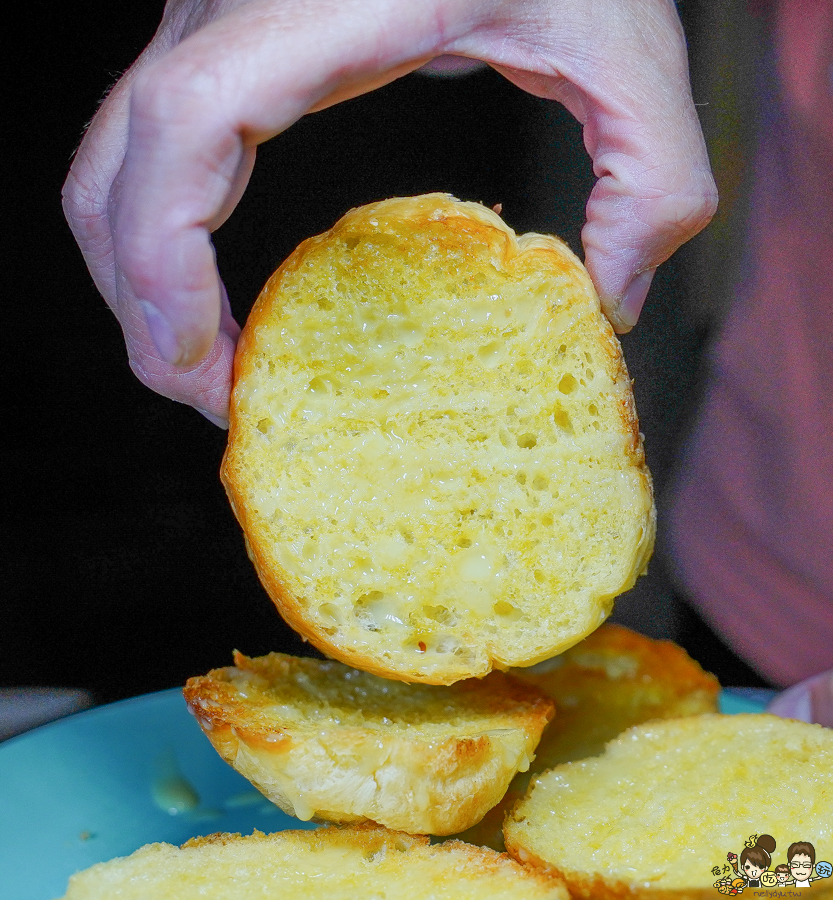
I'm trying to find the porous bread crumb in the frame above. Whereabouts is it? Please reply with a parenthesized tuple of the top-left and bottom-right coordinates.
(222, 194, 655, 684)
(504, 714, 833, 899)
(60, 824, 568, 899)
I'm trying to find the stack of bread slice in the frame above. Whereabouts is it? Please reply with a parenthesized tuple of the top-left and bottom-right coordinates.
(454, 622, 720, 850)
(60, 197, 833, 898)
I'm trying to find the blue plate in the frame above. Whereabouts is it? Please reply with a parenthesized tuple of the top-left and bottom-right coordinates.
(0, 687, 766, 899)
(0, 689, 314, 899)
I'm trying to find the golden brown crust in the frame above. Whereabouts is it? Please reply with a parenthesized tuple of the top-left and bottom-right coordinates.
(223, 194, 656, 683)
(184, 651, 553, 834)
(500, 841, 720, 900)
(511, 623, 720, 770)
(502, 847, 833, 900)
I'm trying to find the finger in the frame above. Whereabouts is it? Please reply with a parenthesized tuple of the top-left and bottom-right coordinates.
(123, 269, 240, 427)
(483, 0, 717, 331)
(62, 12, 188, 316)
(63, 74, 138, 316)
(809, 671, 833, 727)
(111, 0, 477, 371)
(62, 10, 251, 426)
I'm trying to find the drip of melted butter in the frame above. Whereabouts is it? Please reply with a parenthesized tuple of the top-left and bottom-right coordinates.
(151, 749, 200, 815)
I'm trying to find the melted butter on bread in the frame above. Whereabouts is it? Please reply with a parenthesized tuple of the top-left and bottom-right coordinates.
(184, 651, 553, 835)
(504, 714, 833, 898)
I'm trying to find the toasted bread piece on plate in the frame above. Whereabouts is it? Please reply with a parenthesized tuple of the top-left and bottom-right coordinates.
(60, 824, 568, 899)
(512, 623, 720, 770)
(184, 651, 553, 835)
(453, 624, 719, 850)
(504, 714, 833, 900)
(222, 193, 655, 684)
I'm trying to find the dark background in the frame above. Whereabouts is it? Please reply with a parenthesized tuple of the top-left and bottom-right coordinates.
(5, 0, 739, 706)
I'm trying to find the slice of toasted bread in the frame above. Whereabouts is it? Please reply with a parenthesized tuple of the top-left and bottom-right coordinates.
(222, 193, 655, 684)
(511, 623, 720, 771)
(504, 714, 833, 900)
(452, 625, 719, 850)
(60, 824, 568, 899)
(184, 651, 553, 835)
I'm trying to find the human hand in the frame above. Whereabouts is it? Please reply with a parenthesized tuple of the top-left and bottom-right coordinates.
(767, 670, 833, 728)
(63, 0, 717, 426)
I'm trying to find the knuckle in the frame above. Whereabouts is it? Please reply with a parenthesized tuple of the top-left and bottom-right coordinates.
(62, 162, 108, 239)
(673, 174, 719, 235)
(130, 52, 223, 136)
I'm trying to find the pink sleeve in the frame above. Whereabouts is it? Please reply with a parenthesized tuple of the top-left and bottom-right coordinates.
(667, 1, 833, 686)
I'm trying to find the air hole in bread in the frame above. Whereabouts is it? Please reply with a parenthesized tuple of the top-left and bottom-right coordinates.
(424, 605, 457, 625)
(516, 472, 527, 485)
(517, 433, 537, 449)
(552, 407, 572, 432)
(354, 594, 382, 631)
(494, 600, 521, 619)
(478, 342, 503, 366)
(319, 603, 343, 625)
(435, 636, 461, 654)
(356, 591, 407, 631)
(307, 376, 330, 393)
(532, 475, 548, 491)
(302, 539, 317, 560)
(558, 373, 577, 394)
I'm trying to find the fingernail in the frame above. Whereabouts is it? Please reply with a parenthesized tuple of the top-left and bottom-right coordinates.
(615, 269, 656, 331)
(196, 407, 229, 429)
(139, 300, 185, 366)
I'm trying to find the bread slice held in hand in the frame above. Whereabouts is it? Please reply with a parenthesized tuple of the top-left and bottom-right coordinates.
(503, 714, 833, 900)
(60, 824, 569, 900)
(222, 194, 655, 684)
(184, 651, 553, 835)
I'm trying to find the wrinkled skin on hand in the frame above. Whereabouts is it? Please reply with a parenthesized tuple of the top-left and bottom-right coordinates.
(63, 0, 717, 426)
